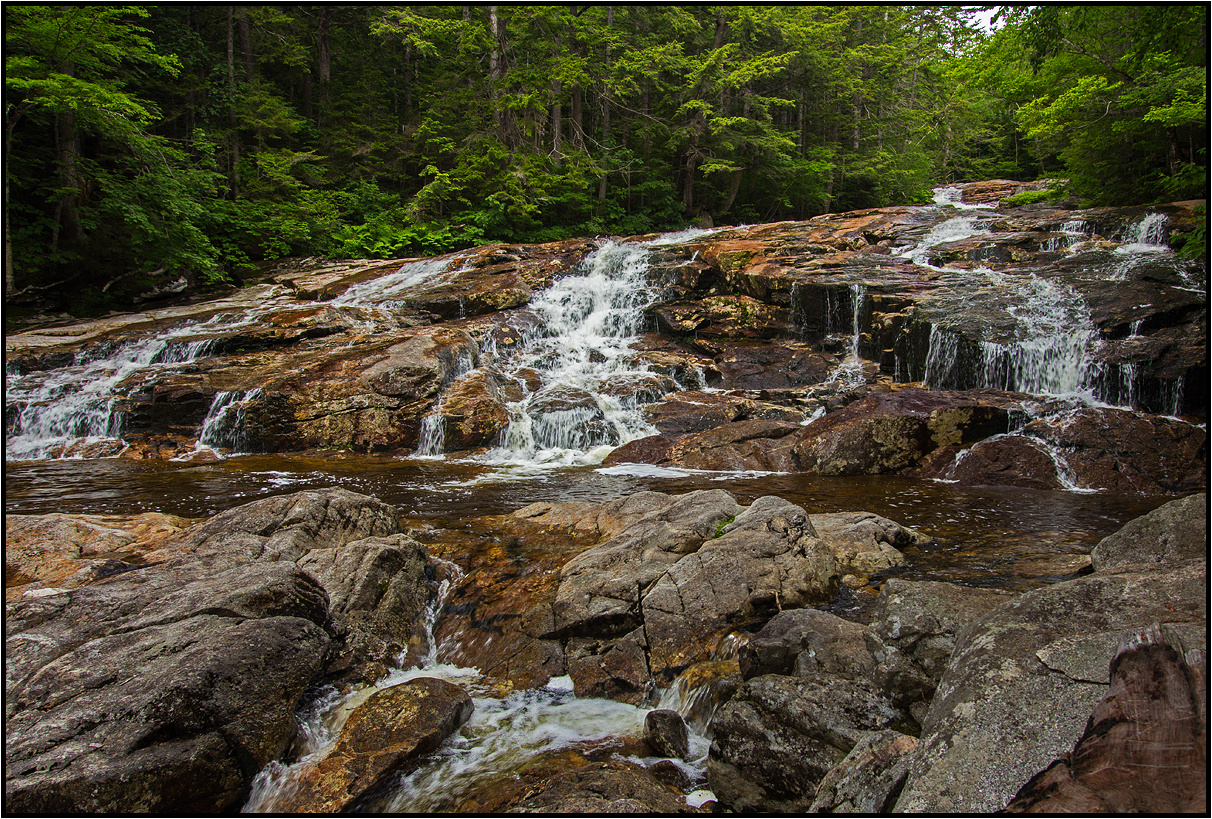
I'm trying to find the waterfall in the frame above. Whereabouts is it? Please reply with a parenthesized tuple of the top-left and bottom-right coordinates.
(921, 271, 1099, 400)
(476, 239, 665, 466)
(5, 323, 225, 461)
(1043, 220, 1094, 252)
(1118, 212, 1169, 249)
(413, 352, 476, 458)
(191, 388, 264, 455)
(823, 284, 868, 388)
(900, 214, 990, 269)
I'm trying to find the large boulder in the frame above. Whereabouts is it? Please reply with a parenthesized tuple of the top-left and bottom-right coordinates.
(4, 567, 332, 813)
(641, 496, 840, 677)
(792, 389, 1013, 476)
(1090, 491, 1206, 570)
(3, 489, 441, 813)
(550, 492, 841, 699)
(894, 494, 1207, 813)
(866, 579, 1017, 720)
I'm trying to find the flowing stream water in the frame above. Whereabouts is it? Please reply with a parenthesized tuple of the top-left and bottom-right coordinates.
(3, 195, 1198, 812)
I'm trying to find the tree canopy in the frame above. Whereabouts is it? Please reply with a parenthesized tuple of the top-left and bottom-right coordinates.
(4, 4, 1206, 314)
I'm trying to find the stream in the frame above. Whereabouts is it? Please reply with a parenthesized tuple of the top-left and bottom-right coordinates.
(3, 186, 1198, 812)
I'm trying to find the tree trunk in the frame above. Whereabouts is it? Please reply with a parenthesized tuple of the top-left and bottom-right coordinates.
(317, 8, 332, 124)
(597, 6, 614, 203)
(54, 63, 85, 256)
(226, 6, 240, 199)
(489, 6, 504, 135)
(552, 77, 563, 160)
(237, 7, 255, 80)
(570, 85, 585, 150)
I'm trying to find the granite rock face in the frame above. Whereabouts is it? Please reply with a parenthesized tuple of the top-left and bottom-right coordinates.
(3, 489, 450, 813)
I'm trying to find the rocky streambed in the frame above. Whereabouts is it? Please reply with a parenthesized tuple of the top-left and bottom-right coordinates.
(4, 180, 1208, 812)
(4, 488, 1206, 812)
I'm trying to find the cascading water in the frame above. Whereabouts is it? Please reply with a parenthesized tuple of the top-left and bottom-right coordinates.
(823, 284, 869, 388)
(473, 236, 700, 467)
(1043, 220, 1094, 252)
(332, 256, 455, 308)
(6, 255, 460, 462)
(243, 546, 722, 814)
(190, 388, 265, 456)
(5, 321, 230, 461)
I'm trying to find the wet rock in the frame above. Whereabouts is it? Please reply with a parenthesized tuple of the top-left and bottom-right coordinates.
(602, 433, 681, 466)
(435, 369, 514, 450)
(913, 434, 1066, 489)
(654, 295, 794, 339)
(894, 559, 1206, 813)
(793, 389, 1014, 476)
(642, 390, 756, 435)
(269, 678, 474, 813)
(707, 674, 908, 813)
(469, 753, 689, 814)
(663, 418, 803, 471)
(1023, 407, 1206, 494)
(808, 729, 919, 813)
(1002, 625, 1207, 814)
(566, 629, 652, 704)
(689, 338, 836, 390)
(4, 512, 194, 601)
(1091, 492, 1206, 571)
(738, 608, 876, 682)
(2, 489, 440, 814)
(298, 534, 433, 682)
(645, 709, 691, 761)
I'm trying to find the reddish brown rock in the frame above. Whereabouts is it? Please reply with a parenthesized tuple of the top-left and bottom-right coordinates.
(268, 677, 473, 813)
(1003, 626, 1207, 814)
(1023, 407, 1206, 494)
(665, 418, 803, 471)
(792, 389, 1014, 476)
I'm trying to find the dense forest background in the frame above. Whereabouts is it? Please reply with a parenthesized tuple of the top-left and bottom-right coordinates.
(4, 4, 1207, 314)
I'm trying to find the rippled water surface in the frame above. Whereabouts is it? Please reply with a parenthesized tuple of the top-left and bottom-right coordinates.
(4, 454, 1166, 594)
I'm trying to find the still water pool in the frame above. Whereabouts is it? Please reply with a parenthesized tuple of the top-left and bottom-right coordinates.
(4, 453, 1165, 594)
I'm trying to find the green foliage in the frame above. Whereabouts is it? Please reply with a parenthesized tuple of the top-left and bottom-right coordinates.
(1175, 205, 1207, 260)
(5, 3, 1203, 314)
(1001, 189, 1062, 208)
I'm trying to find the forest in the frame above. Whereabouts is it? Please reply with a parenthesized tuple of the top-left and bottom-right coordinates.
(4, 4, 1207, 314)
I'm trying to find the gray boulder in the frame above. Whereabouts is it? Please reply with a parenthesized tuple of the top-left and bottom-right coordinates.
(641, 496, 840, 676)
(1090, 492, 1206, 571)
(707, 674, 907, 812)
(809, 729, 919, 813)
(4, 489, 438, 813)
(894, 560, 1206, 813)
(866, 578, 1016, 720)
(738, 607, 876, 681)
